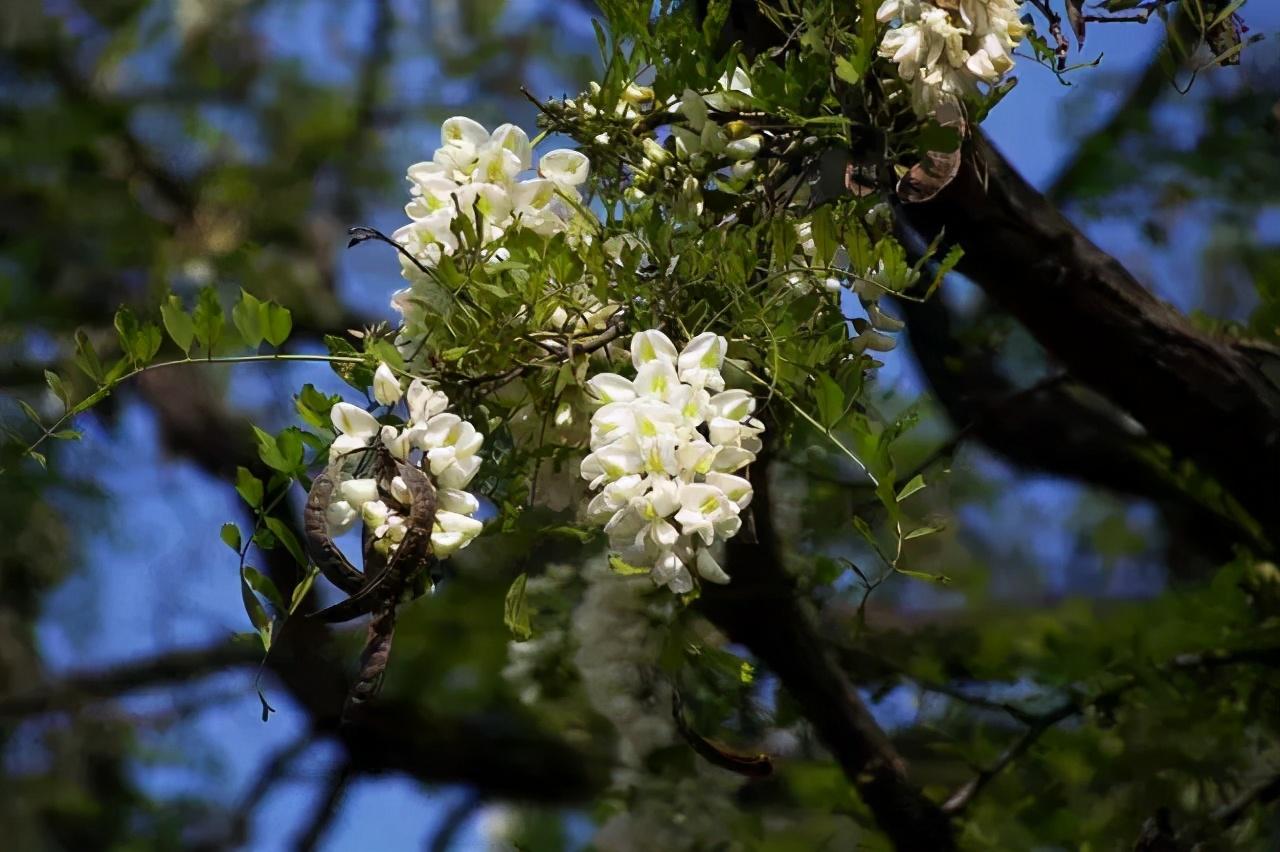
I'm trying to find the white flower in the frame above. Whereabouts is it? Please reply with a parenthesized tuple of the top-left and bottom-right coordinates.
(373, 363, 402, 406)
(630, 329, 678, 369)
(325, 500, 358, 535)
(877, 0, 1025, 116)
(538, 149, 590, 187)
(323, 368, 486, 562)
(329, 402, 380, 462)
(676, 332, 727, 391)
(581, 329, 762, 594)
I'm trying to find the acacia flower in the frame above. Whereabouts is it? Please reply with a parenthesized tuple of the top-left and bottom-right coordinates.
(581, 329, 764, 593)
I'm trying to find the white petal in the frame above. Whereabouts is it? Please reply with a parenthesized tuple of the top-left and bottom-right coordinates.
(538, 149, 590, 187)
(338, 478, 380, 508)
(373, 363, 403, 406)
(696, 548, 731, 584)
(630, 329, 678, 370)
(441, 116, 489, 147)
(331, 402, 380, 439)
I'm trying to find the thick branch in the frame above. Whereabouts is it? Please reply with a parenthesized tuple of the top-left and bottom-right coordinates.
(900, 132, 1280, 542)
(898, 291, 1251, 559)
(700, 450, 956, 851)
(0, 639, 259, 719)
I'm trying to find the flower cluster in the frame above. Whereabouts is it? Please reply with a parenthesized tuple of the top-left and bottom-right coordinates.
(581, 330, 763, 593)
(877, 0, 1027, 115)
(324, 364, 485, 559)
(391, 117, 589, 277)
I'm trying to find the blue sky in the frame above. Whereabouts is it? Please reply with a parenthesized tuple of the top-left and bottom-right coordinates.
(30, 2, 1280, 849)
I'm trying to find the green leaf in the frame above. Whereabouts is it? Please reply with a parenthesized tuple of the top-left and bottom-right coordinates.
(503, 572, 533, 641)
(192, 287, 225, 353)
(903, 525, 942, 541)
(29, 450, 46, 469)
(324, 335, 374, 391)
(809, 207, 838, 267)
(221, 522, 242, 552)
(609, 554, 651, 576)
(17, 399, 42, 427)
(240, 567, 274, 651)
(243, 565, 287, 614)
(161, 294, 195, 355)
(235, 466, 264, 508)
(231, 289, 265, 348)
(264, 516, 307, 568)
(814, 373, 845, 429)
(289, 566, 319, 615)
(68, 386, 111, 417)
(74, 330, 104, 382)
(894, 566, 951, 583)
(44, 370, 69, 411)
(896, 474, 927, 502)
(253, 426, 305, 474)
(295, 384, 339, 430)
(262, 302, 292, 347)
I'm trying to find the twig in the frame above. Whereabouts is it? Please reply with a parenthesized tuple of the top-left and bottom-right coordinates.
(1212, 769, 1280, 828)
(291, 761, 353, 852)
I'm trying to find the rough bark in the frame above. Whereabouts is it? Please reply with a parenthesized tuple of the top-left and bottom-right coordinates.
(900, 133, 1280, 543)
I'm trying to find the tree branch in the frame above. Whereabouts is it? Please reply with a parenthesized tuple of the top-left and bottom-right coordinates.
(700, 446, 957, 850)
(899, 131, 1280, 544)
(0, 639, 259, 719)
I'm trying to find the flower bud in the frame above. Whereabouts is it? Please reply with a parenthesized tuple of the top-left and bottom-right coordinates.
(373, 363, 402, 406)
(725, 134, 762, 162)
(641, 137, 671, 166)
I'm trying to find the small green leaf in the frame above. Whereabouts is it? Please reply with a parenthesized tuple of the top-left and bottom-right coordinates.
(896, 474, 927, 502)
(232, 289, 265, 348)
(221, 522, 242, 552)
(289, 565, 319, 615)
(50, 430, 82, 441)
(17, 399, 42, 427)
(44, 370, 69, 410)
(295, 384, 339, 430)
(503, 572, 533, 641)
(609, 554, 651, 576)
(74, 330, 104, 382)
(243, 565, 287, 614)
(161, 294, 195, 354)
(262, 303, 292, 347)
(29, 450, 46, 469)
(192, 287, 225, 353)
(235, 466, 264, 508)
(903, 525, 942, 540)
(814, 373, 845, 429)
(240, 567, 274, 651)
(264, 516, 307, 568)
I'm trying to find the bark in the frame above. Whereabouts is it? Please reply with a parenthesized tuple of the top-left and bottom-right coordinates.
(899, 132, 1280, 544)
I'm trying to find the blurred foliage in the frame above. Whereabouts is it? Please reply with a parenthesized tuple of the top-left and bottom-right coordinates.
(1, 1, 1279, 851)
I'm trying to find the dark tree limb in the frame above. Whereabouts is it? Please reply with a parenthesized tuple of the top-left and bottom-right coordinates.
(291, 759, 353, 852)
(0, 639, 260, 719)
(700, 447, 957, 851)
(898, 132, 1280, 544)
(898, 291, 1254, 560)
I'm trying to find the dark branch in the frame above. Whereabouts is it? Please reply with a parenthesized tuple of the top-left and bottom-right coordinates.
(0, 639, 259, 720)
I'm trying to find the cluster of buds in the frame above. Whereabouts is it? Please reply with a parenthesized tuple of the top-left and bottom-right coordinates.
(581, 330, 764, 594)
(628, 68, 765, 207)
(324, 365, 485, 559)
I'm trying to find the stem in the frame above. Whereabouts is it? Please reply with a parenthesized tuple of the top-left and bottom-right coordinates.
(12, 352, 368, 468)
